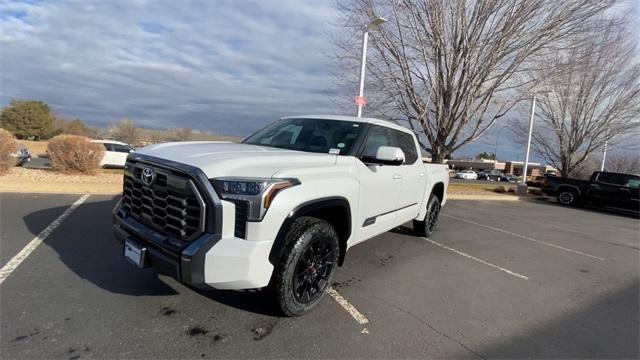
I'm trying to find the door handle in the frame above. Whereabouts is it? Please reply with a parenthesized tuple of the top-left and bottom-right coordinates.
(393, 174, 403, 180)
(419, 173, 425, 177)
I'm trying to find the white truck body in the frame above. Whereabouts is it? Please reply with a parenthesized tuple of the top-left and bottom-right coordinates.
(113, 115, 448, 315)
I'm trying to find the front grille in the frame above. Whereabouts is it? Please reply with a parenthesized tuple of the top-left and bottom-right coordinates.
(122, 163, 204, 242)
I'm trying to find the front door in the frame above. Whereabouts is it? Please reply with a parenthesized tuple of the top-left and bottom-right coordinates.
(353, 125, 402, 244)
(590, 172, 628, 207)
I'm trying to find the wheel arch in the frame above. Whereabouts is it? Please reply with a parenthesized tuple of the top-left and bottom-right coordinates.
(268, 196, 352, 267)
(431, 182, 445, 203)
(556, 184, 581, 196)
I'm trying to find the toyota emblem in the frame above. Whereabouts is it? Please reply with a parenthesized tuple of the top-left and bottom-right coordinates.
(141, 167, 156, 186)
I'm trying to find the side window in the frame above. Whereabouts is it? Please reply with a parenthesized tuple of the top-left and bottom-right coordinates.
(102, 143, 113, 151)
(362, 126, 395, 160)
(625, 175, 640, 189)
(113, 144, 132, 153)
(393, 131, 419, 164)
(596, 173, 626, 185)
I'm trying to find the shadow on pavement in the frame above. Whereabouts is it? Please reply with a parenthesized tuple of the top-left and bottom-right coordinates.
(21, 197, 282, 315)
(526, 196, 639, 219)
(192, 286, 282, 317)
(475, 281, 639, 359)
(23, 196, 178, 296)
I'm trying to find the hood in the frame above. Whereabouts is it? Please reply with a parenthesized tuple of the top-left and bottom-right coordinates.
(136, 141, 337, 178)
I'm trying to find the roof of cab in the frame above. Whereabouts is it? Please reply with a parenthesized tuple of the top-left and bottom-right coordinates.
(281, 115, 414, 135)
(91, 139, 130, 145)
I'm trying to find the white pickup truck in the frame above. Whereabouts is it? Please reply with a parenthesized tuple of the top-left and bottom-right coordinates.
(113, 115, 449, 315)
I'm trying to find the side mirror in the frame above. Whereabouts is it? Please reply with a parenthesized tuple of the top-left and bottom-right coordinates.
(375, 146, 405, 165)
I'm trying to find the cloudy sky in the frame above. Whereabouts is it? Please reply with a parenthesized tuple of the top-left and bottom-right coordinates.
(5, 0, 614, 161)
(1, 0, 345, 136)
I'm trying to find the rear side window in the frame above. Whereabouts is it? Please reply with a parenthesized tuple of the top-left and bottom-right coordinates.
(112, 144, 132, 153)
(596, 173, 626, 185)
(394, 131, 419, 164)
(102, 143, 113, 151)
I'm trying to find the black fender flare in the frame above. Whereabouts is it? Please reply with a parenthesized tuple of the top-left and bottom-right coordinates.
(268, 196, 352, 267)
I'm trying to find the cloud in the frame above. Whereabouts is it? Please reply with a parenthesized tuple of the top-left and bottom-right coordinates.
(0, 0, 343, 135)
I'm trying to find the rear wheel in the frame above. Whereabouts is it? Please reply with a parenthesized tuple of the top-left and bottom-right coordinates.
(273, 217, 339, 316)
(413, 195, 441, 238)
(557, 189, 578, 206)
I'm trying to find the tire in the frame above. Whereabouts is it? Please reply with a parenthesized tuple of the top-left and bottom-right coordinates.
(273, 216, 339, 316)
(413, 195, 442, 238)
(557, 188, 578, 206)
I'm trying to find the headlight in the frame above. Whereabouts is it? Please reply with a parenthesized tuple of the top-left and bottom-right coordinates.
(211, 177, 300, 221)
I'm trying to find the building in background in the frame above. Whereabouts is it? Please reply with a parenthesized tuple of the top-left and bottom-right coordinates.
(443, 159, 556, 177)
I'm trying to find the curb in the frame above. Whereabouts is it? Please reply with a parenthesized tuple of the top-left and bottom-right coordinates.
(447, 194, 521, 201)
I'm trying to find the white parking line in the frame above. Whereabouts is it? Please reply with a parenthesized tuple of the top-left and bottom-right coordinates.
(327, 287, 370, 325)
(442, 213, 605, 261)
(0, 194, 90, 285)
(422, 237, 529, 280)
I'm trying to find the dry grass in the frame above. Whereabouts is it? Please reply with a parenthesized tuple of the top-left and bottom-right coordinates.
(449, 182, 517, 194)
(18, 140, 49, 156)
(0, 167, 123, 194)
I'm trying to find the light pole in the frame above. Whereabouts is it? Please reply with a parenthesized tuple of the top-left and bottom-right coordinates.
(601, 136, 608, 171)
(518, 91, 551, 195)
(356, 16, 387, 117)
(493, 126, 508, 164)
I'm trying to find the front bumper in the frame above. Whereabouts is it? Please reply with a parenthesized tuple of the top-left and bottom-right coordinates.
(113, 200, 274, 290)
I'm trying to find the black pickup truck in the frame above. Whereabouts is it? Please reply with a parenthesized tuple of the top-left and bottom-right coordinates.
(541, 171, 640, 211)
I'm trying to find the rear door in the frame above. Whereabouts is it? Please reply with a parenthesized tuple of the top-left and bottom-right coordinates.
(100, 143, 113, 166)
(623, 175, 640, 210)
(111, 144, 132, 167)
(353, 125, 403, 244)
(393, 129, 425, 223)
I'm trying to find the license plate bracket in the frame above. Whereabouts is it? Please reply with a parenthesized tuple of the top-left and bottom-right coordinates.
(124, 240, 147, 268)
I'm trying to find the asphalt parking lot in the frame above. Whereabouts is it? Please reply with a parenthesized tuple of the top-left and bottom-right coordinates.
(1, 193, 638, 359)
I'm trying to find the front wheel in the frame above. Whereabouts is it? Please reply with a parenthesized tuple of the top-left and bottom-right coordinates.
(273, 217, 339, 316)
(557, 189, 578, 206)
(413, 195, 441, 238)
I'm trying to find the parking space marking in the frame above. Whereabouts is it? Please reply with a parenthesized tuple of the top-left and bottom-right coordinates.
(0, 194, 90, 285)
(442, 213, 605, 261)
(422, 237, 529, 280)
(326, 287, 370, 325)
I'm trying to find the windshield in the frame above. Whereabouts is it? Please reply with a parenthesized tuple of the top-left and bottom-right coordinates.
(243, 118, 364, 155)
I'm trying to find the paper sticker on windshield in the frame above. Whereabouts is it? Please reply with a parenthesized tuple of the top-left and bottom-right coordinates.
(329, 148, 341, 154)
(353, 124, 359, 127)
(337, 143, 345, 148)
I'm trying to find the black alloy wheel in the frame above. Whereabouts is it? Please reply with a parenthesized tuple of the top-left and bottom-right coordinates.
(293, 238, 335, 304)
(273, 216, 339, 316)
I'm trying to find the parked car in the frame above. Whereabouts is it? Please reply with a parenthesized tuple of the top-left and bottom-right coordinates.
(477, 170, 503, 181)
(92, 140, 135, 168)
(499, 174, 518, 183)
(113, 115, 450, 316)
(542, 171, 639, 211)
(527, 173, 558, 188)
(12, 145, 31, 166)
(455, 170, 478, 180)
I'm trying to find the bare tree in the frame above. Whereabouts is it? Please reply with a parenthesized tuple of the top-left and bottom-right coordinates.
(173, 127, 192, 141)
(332, 0, 615, 162)
(519, 19, 640, 177)
(607, 152, 640, 175)
(114, 118, 138, 145)
(150, 131, 164, 144)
